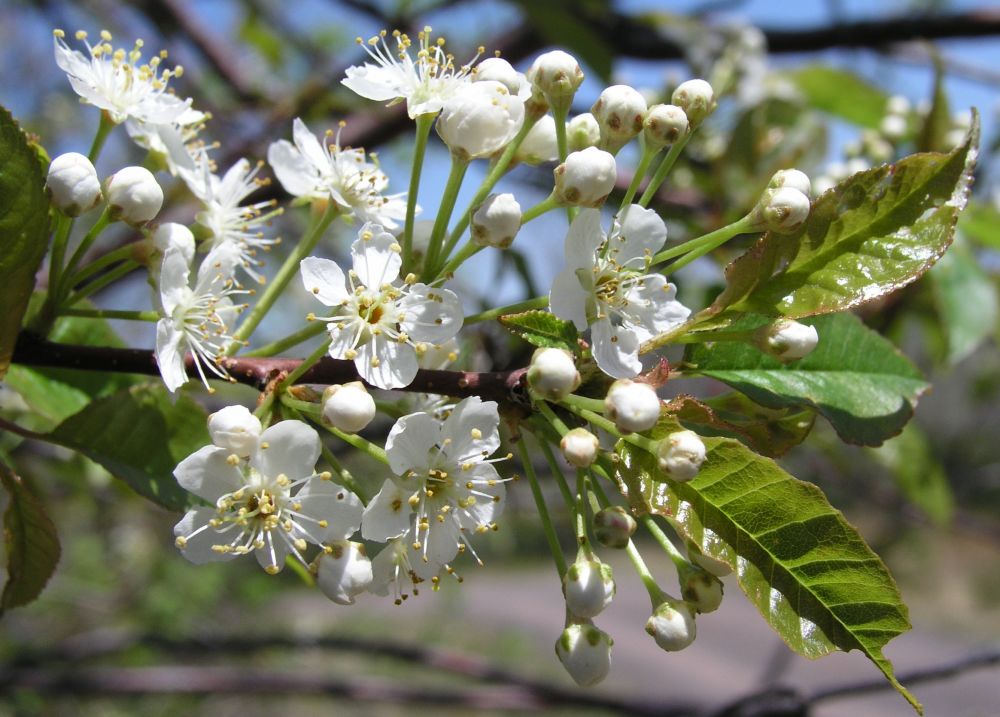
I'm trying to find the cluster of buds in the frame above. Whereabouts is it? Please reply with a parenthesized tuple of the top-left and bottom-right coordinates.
(46, 153, 164, 226)
(749, 168, 812, 233)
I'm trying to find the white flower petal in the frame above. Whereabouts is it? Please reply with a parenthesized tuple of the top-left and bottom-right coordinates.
(174, 507, 235, 564)
(418, 518, 461, 573)
(357, 335, 418, 390)
(292, 117, 330, 172)
(610, 205, 667, 265)
(159, 247, 192, 315)
(316, 541, 373, 605)
(361, 479, 413, 541)
(300, 256, 349, 306)
(441, 396, 501, 462)
(549, 269, 590, 331)
(350, 224, 402, 288)
(155, 319, 188, 393)
(385, 412, 440, 475)
(591, 318, 642, 378)
(295, 478, 364, 542)
(254, 420, 321, 481)
(174, 445, 245, 502)
(267, 139, 321, 198)
(563, 209, 605, 269)
(342, 64, 407, 102)
(622, 274, 691, 338)
(255, 530, 291, 572)
(398, 284, 464, 344)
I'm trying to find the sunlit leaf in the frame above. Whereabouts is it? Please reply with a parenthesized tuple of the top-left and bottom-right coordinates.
(615, 422, 920, 712)
(929, 236, 998, 364)
(500, 310, 579, 352)
(788, 66, 889, 129)
(706, 115, 978, 322)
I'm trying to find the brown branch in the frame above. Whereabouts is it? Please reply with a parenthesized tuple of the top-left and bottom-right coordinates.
(11, 333, 529, 405)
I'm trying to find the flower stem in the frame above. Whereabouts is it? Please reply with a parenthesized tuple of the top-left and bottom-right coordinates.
(227, 203, 338, 355)
(652, 215, 753, 270)
(59, 307, 158, 321)
(243, 321, 327, 358)
(620, 140, 660, 211)
(319, 443, 366, 504)
(47, 214, 72, 298)
(435, 240, 482, 279)
(521, 194, 559, 224)
(64, 243, 138, 288)
(58, 207, 112, 298)
(533, 427, 575, 507)
(422, 153, 470, 278)
(574, 469, 589, 546)
(640, 514, 690, 571)
(557, 393, 606, 415)
(516, 437, 567, 578)
(444, 115, 540, 253)
(88, 111, 115, 164)
(286, 555, 316, 586)
(559, 401, 661, 455)
(64, 261, 139, 306)
(626, 534, 666, 605)
(638, 134, 690, 208)
(464, 296, 548, 324)
(281, 395, 389, 465)
(402, 113, 435, 272)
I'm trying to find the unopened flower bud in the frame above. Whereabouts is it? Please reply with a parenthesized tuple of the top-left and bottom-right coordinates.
(604, 379, 660, 434)
(594, 506, 637, 549)
(436, 80, 525, 160)
(553, 147, 617, 207)
(105, 166, 163, 226)
(46, 152, 102, 216)
(208, 405, 262, 457)
(471, 193, 521, 248)
(880, 113, 908, 142)
(555, 622, 613, 687)
(474, 57, 529, 99)
(567, 113, 601, 152)
(643, 104, 688, 148)
(671, 79, 716, 127)
(527, 347, 581, 399)
(768, 168, 811, 197)
(756, 319, 819, 362)
(515, 115, 559, 165)
(322, 382, 376, 433)
(750, 186, 810, 233)
(528, 50, 584, 112)
(316, 540, 373, 605)
(646, 599, 697, 652)
(563, 554, 615, 618)
(680, 567, 724, 613)
(591, 84, 647, 153)
(560, 428, 600, 468)
(656, 430, 706, 482)
(151, 222, 196, 266)
(886, 95, 911, 116)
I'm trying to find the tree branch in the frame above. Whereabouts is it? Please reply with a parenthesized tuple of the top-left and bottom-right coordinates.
(11, 333, 529, 405)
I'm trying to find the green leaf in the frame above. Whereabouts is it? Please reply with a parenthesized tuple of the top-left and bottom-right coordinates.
(1, 459, 60, 612)
(868, 423, 953, 527)
(0, 105, 50, 379)
(706, 116, 979, 322)
(669, 393, 814, 458)
(685, 313, 928, 446)
(787, 66, 889, 129)
(47, 384, 210, 511)
(929, 236, 998, 364)
(500, 310, 579, 352)
(916, 50, 951, 153)
(614, 425, 920, 712)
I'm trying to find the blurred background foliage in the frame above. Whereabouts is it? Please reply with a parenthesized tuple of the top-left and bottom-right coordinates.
(2, 0, 1000, 714)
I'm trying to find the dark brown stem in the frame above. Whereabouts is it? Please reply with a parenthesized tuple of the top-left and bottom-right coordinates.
(11, 333, 528, 405)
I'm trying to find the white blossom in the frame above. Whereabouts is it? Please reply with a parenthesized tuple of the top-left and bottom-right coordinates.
(672, 79, 716, 126)
(316, 540, 373, 604)
(591, 84, 647, 152)
(515, 115, 560, 165)
(173, 418, 363, 574)
(527, 347, 580, 400)
(361, 397, 508, 581)
(471, 193, 521, 248)
(473, 57, 531, 100)
(301, 223, 463, 389)
(342, 27, 479, 118)
(604, 379, 661, 434)
(759, 318, 819, 361)
(646, 600, 697, 652)
(53, 29, 190, 125)
(549, 206, 690, 377)
(643, 104, 688, 148)
(563, 555, 615, 618)
(268, 118, 407, 229)
(527, 50, 584, 108)
(553, 148, 617, 207)
(555, 622, 613, 687)
(560, 428, 600, 468)
(322, 382, 377, 434)
(656, 430, 706, 481)
(207, 405, 262, 458)
(154, 245, 245, 392)
(124, 105, 208, 173)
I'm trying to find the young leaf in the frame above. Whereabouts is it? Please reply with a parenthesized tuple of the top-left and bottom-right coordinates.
(1, 459, 60, 613)
(47, 384, 210, 511)
(706, 114, 979, 322)
(684, 313, 928, 446)
(615, 426, 920, 713)
(929, 236, 998, 365)
(788, 66, 889, 129)
(0, 105, 50, 379)
(669, 393, 814, 458)
(500, 310, 579, 352)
